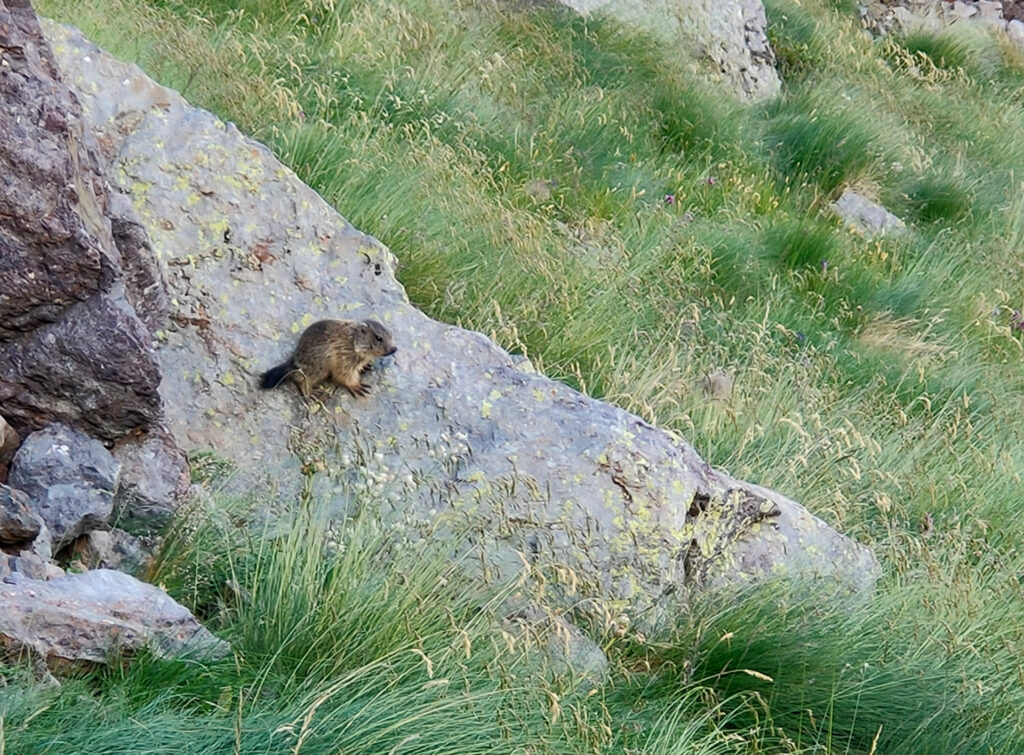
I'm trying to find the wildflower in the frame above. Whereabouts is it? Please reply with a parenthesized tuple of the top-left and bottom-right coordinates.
(664, 193, 676, 205)
(706, 176, 717, 186)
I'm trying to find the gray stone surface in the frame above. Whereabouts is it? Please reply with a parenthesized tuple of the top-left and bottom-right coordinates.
(0, 484, 40, 545)
(832, 189, 906, 239)
(42, 21, 877, 616)
(69, 528, 156, 574)
(555, 0, 780, 100)
(508, 605, 610, 684)
(8, 424, 120, 549)
(2, 551, 65, 581)
(0, 0, 163, 441)
(111, 429, 188, 534)
(0, 568, 229, 668)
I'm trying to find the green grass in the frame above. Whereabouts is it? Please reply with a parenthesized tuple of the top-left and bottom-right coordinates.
(21, 0, 1024, 751)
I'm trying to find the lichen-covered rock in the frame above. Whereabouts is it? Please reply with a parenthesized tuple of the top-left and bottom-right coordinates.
(8, 423, 120, 549)
(556, 0, 780, 100)
(0, 0, 163, 440)
(43, 20, 877, 618)
(0, 569, 229, 669)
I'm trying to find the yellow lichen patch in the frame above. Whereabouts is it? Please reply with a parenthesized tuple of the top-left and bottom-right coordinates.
(480, 400, 492, 419)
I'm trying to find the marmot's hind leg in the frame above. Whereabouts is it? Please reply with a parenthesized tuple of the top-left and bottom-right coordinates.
(334, 368, 370, 397)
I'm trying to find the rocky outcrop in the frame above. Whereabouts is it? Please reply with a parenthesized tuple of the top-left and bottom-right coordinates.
(0, 0, 163, 440)
(0, 569, 229, 669)
(861, 0, 1024, 42)
(556, 0, 780, 101)
(38, 19, 877, 619)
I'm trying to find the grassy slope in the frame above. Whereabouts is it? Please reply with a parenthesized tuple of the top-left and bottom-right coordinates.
(13, 0, 1024, 752)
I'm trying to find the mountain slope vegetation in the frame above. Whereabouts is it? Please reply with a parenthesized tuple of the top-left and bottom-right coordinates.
(14, 0, 1024, 752)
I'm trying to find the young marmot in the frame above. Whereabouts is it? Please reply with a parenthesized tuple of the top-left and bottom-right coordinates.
(260, 318, 396, 398)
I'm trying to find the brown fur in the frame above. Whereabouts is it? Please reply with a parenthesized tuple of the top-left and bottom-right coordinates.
(260, 319, 396, 398)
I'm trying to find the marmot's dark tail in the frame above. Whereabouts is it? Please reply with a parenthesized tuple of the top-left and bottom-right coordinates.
(260, 360, 294, 389)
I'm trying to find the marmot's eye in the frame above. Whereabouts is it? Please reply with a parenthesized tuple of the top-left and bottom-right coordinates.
(375, 334, 382, 342)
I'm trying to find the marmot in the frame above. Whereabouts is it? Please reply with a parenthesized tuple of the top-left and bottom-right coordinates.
(260, 318, 396, 398)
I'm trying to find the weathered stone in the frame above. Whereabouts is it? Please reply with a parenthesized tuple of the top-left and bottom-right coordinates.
(951, 1, 979, 20)
(111, 429, 188, 534)
(0, 0, 163, 440)
(8, 424, 120, 548)
(108, 190, 171, 333)
(0, 484, 40, 544)
(67, 528, 156, 574)
(554, 0, 780, 101)
(6, 551, 65, 581)
(833, 188, 906, 239)
(0, 414, 19, 467)
(977, 1, 1005, 22)
(0, 569, 229, 669)
(862, 0, 1022, 37)
(42, 21, 877, 619)
(1008, 18, 1024, 43)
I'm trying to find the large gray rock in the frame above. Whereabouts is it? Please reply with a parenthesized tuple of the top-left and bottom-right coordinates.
(8, 423, 120, 549)
(0, 569, 229, 669)
(0, 0, 163, 440)
(42, 20, 876, 617)
(556, 0, 780, 100)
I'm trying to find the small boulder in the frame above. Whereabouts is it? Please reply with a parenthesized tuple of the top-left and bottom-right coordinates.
(111, 429, 188, 534)
(9, 424, 121, 549)
(66, 528, 156, 574)
(5, 551, 65, 581)
(0, 484, 41, 545)
(0, 568, 229, 670)
(832, 189, 906, 239)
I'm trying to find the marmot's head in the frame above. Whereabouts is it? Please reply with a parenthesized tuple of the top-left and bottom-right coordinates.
(356, 319, 397, 358)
